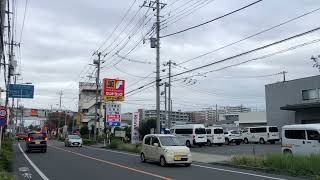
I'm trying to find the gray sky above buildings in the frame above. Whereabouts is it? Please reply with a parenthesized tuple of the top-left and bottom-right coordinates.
(4, 0, 320, 112)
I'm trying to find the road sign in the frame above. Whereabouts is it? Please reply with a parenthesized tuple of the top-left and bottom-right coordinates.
(8, 84, 34, 98)
(0, 106, 7, 126)
(103, 79, 125, 102)
(107, 114, 121, 127)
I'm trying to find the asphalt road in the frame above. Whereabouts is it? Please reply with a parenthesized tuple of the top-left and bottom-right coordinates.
(13, 140, 299, 180)
(191, 143, 281, 156)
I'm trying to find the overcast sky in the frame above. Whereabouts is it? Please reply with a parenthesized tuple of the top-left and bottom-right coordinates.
(3, 0, 320, 113)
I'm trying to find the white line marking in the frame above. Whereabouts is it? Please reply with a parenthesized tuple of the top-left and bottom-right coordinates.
(84, 145, 286, 180)
(192, 164, 286, 180)
(18, 143, 50, 180)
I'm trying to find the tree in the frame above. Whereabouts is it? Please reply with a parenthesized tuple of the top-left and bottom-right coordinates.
(80, 125, 89, 135)
(139, 118, 156, 138)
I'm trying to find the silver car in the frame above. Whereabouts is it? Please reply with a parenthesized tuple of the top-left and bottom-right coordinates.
(64, 135, 83, 147)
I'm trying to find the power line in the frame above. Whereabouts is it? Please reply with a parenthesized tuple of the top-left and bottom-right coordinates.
(160, 0, 263, 38)
(96, 0, 138, 52)
(19, 0, 28, 43)
(169, 27, 320, 79)
(178, 7, 320, 65)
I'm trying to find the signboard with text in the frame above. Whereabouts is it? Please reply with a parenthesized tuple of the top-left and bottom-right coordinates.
(0, 106, 7, 126)
(8, 84, 34, 99)
(131, 112, 140, 144)
(107, 114, 121, 127)
(103, 79, 125, 102)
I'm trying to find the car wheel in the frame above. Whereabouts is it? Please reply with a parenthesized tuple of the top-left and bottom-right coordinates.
(160, 156, 166, 167)
(259, 138, 265, 144)
(283, 149, 292, 155)
(207, 140, 211, 146)
(186, 140, 191, 148)
(236, 141, 241, 145)
(185, 163, 191, 167)
(225, 138, 230, 145)
(244, 138, 249, 144)
(140, 153, 146, 163)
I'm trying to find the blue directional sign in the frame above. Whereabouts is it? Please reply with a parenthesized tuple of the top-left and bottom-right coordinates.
(8, 84, 34, 99)
(107, 121, 121, 127)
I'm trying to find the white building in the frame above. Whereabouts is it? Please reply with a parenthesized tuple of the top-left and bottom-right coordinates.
(238, 112, 267, 128)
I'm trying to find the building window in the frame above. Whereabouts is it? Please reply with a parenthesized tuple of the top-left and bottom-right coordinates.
(302, 89, 319, 101)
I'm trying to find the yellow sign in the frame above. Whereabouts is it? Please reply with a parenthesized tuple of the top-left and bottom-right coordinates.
(76, 113, 81, 125)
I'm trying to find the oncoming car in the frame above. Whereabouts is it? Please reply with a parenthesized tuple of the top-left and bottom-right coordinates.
(141, 134, 192, 167)
(65, 135, 83, 147)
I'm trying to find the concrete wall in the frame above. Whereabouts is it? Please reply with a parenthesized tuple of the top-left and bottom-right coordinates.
(239, 112, 266, 124)
(265, 75, 320, 129)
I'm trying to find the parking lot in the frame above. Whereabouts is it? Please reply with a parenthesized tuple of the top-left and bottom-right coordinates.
(191, 143, 281, 156)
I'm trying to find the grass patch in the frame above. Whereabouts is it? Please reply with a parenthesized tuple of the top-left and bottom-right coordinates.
(0, 170, 13, 180)
(231, 153, 320, 178)
(106, 139, 141, 153)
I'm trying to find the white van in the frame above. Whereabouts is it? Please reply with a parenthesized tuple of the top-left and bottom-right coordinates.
(171, 124, 207, 147)
(206, 126, 225, 146)
(241, 126, 280, 144)
(282, 124, 320, 155)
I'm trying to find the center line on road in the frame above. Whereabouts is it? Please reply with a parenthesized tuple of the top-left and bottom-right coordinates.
(49, 145, 173, 180)
(18, 143, 50, 180)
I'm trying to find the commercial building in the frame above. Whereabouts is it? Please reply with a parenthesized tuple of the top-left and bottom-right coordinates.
(265, 75, 320, 129)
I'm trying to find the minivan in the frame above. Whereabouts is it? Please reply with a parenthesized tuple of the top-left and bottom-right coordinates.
(241, 126, 280, 144)
(206, 126, 225, 146)
(282, 124, 320, 155)
(171, 124, 207, 147)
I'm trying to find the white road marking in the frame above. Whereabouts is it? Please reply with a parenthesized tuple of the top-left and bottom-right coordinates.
(18, 143, 50, 180)
(84, 145, 286, 180)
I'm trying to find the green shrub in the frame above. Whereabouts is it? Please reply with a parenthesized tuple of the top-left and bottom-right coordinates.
(0, 138, 14, 173)
(108, 139, 122, 149)
(83, 139, 96, 145)
(0, 171, 13, 180)
(231, 154, 320, 178)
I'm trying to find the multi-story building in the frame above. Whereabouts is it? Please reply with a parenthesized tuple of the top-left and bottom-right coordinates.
(138, 109, 189, 127)
(266, 75, 320, 129)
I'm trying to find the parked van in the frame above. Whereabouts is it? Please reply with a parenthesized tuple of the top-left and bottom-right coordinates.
(206, 126, 225, 146)
(241, 126, 280, 144)
(282, 124, 320, 155)
(171, 124, 207, 147)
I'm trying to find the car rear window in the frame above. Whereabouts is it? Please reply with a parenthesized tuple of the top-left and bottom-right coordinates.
(29, 133, 46, 140)
(269, 127, 278, 132)
(195, 128, 206, 134)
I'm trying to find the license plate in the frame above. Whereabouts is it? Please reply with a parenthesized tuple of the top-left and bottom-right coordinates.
(35, 141, 40, 144)
(174, 156, 181, 161)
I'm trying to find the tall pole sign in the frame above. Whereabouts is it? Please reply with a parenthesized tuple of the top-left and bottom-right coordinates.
(131, 112, 139, 144)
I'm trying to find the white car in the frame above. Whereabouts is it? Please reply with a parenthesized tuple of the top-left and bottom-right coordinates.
(224, 130, 242, 145)
(141, 134, 192, 167)
(65, 135, 83, 147)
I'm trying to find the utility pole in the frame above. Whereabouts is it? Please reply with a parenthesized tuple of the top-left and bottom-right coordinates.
(281, 71, 287, 82)
(93, 52, 101, 141)
(215, 104, 218, 123)
(58, 90, 63, 110)
(142, 0, 166, 134)
(164, 60, 175, 129)
(162, 83, 168, 128)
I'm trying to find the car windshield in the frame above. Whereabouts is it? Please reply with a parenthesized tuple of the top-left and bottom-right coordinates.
(68, 135, 81, 139)
(231, 131, 240, 134)
(214, 129, 224, 134)
(159, 136, 184, 146)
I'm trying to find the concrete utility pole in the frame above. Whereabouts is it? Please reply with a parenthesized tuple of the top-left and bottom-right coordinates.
(162, 83, 168, 128)
(93, 52, 101, 141)
(281, 71, 287, 82)
(164, 60, 175, 129)
(142, 0, 166, 134)
(215, 104, 218, 123)
(58, 90, 63, 110)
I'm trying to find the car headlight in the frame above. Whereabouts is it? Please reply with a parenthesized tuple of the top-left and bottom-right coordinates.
(164, 149, 174, 155)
